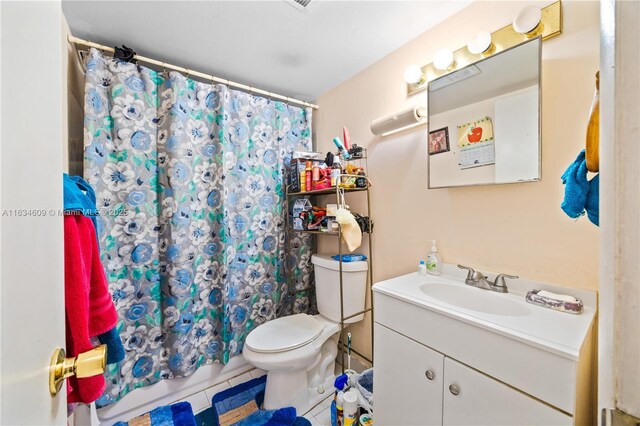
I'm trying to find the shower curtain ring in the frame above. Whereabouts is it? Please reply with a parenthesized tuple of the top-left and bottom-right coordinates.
(162, 61, 167, 74)
(185, 68, 191, 78)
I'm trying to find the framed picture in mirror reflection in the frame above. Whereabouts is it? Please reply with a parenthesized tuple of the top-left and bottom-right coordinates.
(429, 127, 450, 155)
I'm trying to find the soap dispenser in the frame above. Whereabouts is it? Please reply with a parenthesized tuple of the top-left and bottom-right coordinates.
(426, 240, 442, 276)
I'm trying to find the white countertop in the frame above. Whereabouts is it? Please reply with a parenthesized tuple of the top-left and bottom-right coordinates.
(373, 266, 597, 360)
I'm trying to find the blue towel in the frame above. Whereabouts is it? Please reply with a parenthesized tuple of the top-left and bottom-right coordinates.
(63, 173, 100, 232)
(586, 173, 599, 226)
(97, 328, 125, 364)
(561, 150, 599, 226)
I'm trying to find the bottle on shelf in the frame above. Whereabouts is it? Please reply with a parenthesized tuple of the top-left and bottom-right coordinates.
(312, 162, 320, 190)
(300, 169, 306, 192)
(333, 137, 352, 160)
(305, 161, 312, 192)
(331, 157, 342, 187)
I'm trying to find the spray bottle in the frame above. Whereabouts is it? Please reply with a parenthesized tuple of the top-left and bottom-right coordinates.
(333, 137, 352, 160)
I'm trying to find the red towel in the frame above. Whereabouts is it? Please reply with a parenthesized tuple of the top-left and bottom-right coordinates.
(64, 214, 118, 403)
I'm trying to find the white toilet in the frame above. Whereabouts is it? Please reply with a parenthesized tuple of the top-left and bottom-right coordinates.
(243, 254, 368, 414)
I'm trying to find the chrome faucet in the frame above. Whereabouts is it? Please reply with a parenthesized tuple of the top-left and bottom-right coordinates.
(457, 265, 519, 293)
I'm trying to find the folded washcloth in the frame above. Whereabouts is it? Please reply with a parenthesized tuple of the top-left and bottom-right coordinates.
(561, 150, 599, 226)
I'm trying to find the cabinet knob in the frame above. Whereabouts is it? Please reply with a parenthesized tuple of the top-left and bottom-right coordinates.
(425, 370, 435, 380)
(449, 384, 460, 396)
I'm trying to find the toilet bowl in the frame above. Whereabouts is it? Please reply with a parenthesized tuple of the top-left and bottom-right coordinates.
(243, 254, 368, 414)
(243, 314, 340, 413)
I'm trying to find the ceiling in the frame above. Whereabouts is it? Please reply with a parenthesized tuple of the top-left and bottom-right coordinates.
(62, 0, 472, 101)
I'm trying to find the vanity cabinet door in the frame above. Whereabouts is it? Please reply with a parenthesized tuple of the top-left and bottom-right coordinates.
(442, 357, 572, 426)
(374, 323, 444, 426)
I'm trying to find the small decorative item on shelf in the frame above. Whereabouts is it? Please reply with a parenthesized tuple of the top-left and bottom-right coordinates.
(348, 144, 365, 159)
(300, 207, 327, 231)
(291, 199, 313, 230)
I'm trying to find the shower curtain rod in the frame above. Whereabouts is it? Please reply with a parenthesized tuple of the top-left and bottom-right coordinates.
(68, 35, 319, 110)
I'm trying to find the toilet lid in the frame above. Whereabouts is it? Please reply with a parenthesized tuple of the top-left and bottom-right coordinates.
(245, 314, 324, 354)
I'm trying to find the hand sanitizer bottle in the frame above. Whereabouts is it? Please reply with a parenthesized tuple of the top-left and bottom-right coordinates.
(426, 240, 442, 275)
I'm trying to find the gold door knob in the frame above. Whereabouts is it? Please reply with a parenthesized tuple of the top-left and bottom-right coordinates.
(49, 345, 107, 396)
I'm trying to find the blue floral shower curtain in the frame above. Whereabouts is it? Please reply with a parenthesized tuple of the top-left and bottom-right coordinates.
(83, 49, 314, 407)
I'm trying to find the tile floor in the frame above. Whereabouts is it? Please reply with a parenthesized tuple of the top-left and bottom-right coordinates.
(303, 394, 334, 426)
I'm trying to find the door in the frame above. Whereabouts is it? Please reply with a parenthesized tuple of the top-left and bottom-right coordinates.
(0, 1, 67, 424)
(442, 357, 571, 426)
(374, 323, 444, 426)
(599, 0, 640, 422)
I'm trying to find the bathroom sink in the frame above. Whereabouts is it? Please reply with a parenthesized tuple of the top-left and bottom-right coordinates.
(419, 283, 530, 316)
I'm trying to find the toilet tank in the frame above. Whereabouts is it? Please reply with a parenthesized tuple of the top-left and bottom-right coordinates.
(311, 254, 368, 324)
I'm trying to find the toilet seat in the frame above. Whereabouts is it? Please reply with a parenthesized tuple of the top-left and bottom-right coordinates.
(245, 314, 324, 354)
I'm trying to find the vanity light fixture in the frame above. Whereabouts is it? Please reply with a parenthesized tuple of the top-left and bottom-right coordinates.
(513, 5, 544, 37)
(370, 105, 427, 136)
(433, 48, 455, 71)
(467, 31, 494, 55)
(405, 0, 561, 96)
(403, 64, 424, 85)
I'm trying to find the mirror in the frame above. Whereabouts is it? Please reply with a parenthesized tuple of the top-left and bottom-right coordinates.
(427, 37, 541, 188)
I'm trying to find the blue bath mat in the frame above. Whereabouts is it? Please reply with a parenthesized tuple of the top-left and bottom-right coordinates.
(196, 375, 310, 426)
(114, 401, 196, 426)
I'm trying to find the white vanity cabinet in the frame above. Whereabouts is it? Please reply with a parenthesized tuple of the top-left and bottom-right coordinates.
(372, 270, 597, 426)
(374, 324, 571, 426)
(374, 324, 444, 425)
(442, 358, 571, 425)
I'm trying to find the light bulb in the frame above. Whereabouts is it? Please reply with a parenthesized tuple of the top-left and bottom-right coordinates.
(467, 31, 493, 55)
(513, 5, 542, 35)
(433, 49, 454, 71)
(403, 64, 424, 84)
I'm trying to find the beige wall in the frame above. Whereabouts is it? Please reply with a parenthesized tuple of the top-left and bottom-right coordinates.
(316, 0, 600, 363)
